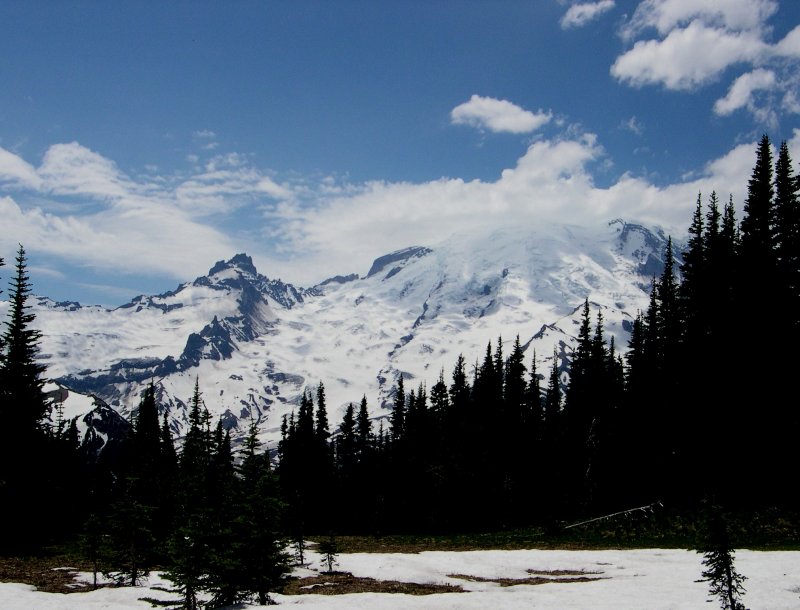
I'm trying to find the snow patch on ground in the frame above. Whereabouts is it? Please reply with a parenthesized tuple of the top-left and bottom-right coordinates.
(1, 549, 798, 609)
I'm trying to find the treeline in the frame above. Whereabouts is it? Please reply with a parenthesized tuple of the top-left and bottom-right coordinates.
(278, 134, 800, 532)
(0, 135, 798, 601)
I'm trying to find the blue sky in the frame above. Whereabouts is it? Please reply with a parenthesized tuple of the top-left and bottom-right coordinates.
(1, 0, 799, 305)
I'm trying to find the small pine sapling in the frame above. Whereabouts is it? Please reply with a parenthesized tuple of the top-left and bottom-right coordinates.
(317, 533, 339, 574)
(697, 504, 747, 610)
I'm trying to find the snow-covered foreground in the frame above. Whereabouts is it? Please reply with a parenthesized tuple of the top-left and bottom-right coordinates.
(2, 548, 799, 609)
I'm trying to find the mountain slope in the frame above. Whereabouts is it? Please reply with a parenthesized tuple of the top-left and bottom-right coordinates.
(8, 219, 675, 447)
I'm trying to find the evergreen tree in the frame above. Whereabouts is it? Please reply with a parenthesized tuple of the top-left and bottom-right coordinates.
(236, 419, 289, 604)
(698, 505, 747, 610)
(390, 375, 405, 442)
(504, 335, 527, 427)
(774, 140, 800, 326)
(315, 381, 330, 442)
(102, 384, 166, 583)
(317, 533, 339, 574)
(429, 369, 450, 416)
(449, 353, 470, 412)
(0, 255, 3, 367)
(0, 245, 47, 439)
(543, 349, 561, 435)
(167, 379, 212, 610)
(204, 423, 240, 607)
(0, 246, 51, 551)
(158, 411, 178, 524)
(312, 382, 334, 528)
(356, 395, 372, 460)
(680, 194, 706, 341)
(740, 134, 775, 268)
(541, 349, 563, 517)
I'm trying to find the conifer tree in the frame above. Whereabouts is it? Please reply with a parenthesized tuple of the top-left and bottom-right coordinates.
(524, 351, 543, 443)
(774, 140, 800, 325)
(315, 381, 330, 442)
(504, 335, 527, 426)
(0, 245, 47, 439)
(698, 504, 747, 610)
(740, 134, 775, 268)
(0, 255, 3, 366)
(429, 369, 450, 416)
(335, 403, 357, 477)
(102, 384, 166, 582)
(355, 395, 372, 462)
(0, 246, 51, 551)
(543, 349, 562, 435)
(154, 411, 178, 551)
(204, 422, 239, 607)
(680, 194, 706, 341)
(390, 376, 406, 442)
(317, 533, 339, 574)
(167, 379, 212, 610)
(236, 418, 289, 605)
(449, 354, 471, 419)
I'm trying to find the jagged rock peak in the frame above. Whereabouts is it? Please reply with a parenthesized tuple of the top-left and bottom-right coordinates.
(208, 253, 258, 277)
(367, 246, 433, 278)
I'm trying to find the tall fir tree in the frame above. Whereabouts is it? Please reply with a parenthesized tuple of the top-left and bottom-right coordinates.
(740, 134, 775, 268)
(390, 375, 406, 442)
(0, 246, 51, 552)
(0, 245, 47, 440)
(235, 418, 289, 605)
(774, 140, 800, 328)
(167, 379, 212, 610)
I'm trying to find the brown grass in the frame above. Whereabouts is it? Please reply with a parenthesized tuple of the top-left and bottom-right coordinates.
(447, 568, 605, 587)
(282, 571, 464, 596)
(0, 555, 101, 594)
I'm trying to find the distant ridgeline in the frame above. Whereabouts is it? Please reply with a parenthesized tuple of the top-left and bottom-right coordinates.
(0, 135, 798, 604)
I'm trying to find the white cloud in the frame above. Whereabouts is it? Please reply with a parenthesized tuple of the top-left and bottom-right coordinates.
(38, 142, 132, 199)
(620, 116, 645, 135)
(561, 1, 615, 29)
(193, 129, 217, 139)
(611, 20, 767, 90)
(0, 133, 768, 291)
(776, 25, 800, 58)
(612, 0, 799, 124)
(450, 95, 552, 134)
(621, 0, 778, 40)
(0, 143, 294, 282)
(714, 68, 777, 118)
(261, 133, 758, 284)
(0, 146, 43, 190)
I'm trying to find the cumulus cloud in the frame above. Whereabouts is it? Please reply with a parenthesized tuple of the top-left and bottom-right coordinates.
(776, 25, 800, 58)
(450, 95, 552, 134)
(620, 0, 778, 40)
(714, 69, 777, 119)
(560, 1, 616, 30)
(612, 0, 799, 123)
(612, 20, 767, 90)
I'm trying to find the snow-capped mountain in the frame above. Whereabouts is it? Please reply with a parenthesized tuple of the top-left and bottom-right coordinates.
(11, 219, 676, 448)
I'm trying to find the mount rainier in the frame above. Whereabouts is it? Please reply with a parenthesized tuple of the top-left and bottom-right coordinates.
(4, 218, 676, 449)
